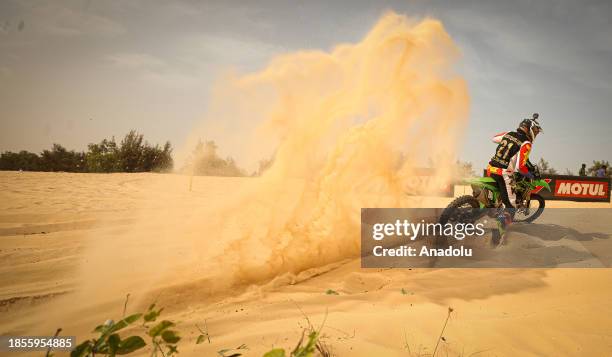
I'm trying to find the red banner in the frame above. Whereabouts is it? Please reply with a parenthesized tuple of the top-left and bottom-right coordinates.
(538, 175, 610, 202)
(554, 179, 609, 199)
(480, 171, 611, 202)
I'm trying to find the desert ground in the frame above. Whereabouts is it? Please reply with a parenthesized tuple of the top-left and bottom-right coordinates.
(1, 171, 611, 356)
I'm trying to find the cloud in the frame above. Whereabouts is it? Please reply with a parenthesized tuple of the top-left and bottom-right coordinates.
(107, 53, 166, 69)
(441, 1, 612, 91)
(106, 52, 201, 88)
(13, 1, 125, 38)
(102, 32, 285, 89)
(176, 33, 285, 72)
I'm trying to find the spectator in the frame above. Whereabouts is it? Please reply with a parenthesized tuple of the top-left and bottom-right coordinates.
(579, 163, 587, 176)
(596, 165, 607, 177)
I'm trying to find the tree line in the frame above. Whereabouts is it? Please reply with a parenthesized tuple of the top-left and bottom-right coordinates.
(2, 133, 608, 179)
(0, 131, 173, 173)
(537, 158, 610, 177)
(444, 158, 610, 178)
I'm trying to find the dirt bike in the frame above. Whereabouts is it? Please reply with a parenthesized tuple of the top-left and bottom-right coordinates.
(437, 170, 551, 247)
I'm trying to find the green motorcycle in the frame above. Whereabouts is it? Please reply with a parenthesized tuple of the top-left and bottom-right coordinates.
(440, 170, 551, 225)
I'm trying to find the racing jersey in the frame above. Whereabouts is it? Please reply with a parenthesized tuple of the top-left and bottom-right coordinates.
(489, 130, 532, 175)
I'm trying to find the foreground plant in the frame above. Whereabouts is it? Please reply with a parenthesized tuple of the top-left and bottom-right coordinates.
(68, 296, 334, 357)
(266, 329, 324, 357)
(217, 343, 249, 356)
(70, 313, 146, 357)
(70, 302, 181, 357)
(143, 303, 181, 357)
(262, 306, 331, 357)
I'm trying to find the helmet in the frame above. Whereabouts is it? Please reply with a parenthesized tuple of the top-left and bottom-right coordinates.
(519, 114, 543, 141)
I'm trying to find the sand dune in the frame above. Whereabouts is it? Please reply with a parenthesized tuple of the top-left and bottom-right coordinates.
(1, 171, 611, 356)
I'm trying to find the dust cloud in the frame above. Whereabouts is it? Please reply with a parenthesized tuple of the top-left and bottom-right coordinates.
(199, 12, 470, 284)
(59, 12, 470, 317)
(3, 14, 469, 336)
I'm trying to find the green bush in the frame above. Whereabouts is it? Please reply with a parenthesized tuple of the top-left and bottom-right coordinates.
(0, 150, 41, 171)
(67, 300, 329, 357)
(70, 303, 181, 357)
(39, 144, 86, 172)
(0, 131, 173, 173)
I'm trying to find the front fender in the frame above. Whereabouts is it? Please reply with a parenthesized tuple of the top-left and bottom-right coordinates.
(532, 178, 551, 192)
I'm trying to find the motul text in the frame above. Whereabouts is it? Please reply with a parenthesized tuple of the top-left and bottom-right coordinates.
(555, 180, 609, 199)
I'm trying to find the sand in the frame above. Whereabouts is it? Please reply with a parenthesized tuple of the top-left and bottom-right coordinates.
(2, 11, 609, 357)
(1, 171, 611, 357)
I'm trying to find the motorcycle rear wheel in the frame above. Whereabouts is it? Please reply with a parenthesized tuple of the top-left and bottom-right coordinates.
(436, 195, 481, 249)
(439, 195, 481, 225)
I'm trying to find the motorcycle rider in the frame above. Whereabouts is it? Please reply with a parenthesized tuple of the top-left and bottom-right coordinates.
(488, 113, 542, 244)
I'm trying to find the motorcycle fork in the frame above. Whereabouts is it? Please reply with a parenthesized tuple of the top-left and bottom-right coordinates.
(518, 191, 532, 213)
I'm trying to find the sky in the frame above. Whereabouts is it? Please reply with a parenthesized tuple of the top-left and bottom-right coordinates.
(1, 0, 611, 173)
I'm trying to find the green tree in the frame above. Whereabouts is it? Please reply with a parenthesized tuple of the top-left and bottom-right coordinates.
(0, 150, 41, 171)
(86, 138, 119, 172)
(155, 141, 174, 172)
(40, 144, 86, 172)
(536, 158, 557, 175)
(118, 131, 145, 172)
(1, 132, 173, 173)
(138, 141, 173, 172)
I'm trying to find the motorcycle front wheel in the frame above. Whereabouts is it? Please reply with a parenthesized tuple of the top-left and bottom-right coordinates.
(513, 194, 545, 223)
